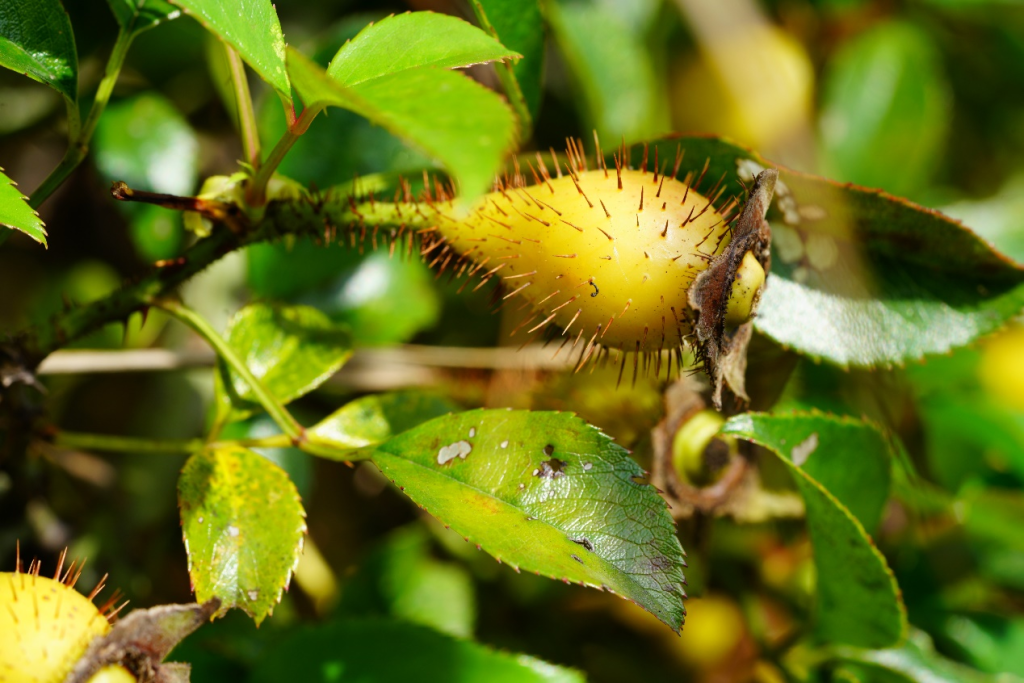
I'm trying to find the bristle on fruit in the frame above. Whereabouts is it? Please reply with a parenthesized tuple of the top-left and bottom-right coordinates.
(345, 138, 775, 404)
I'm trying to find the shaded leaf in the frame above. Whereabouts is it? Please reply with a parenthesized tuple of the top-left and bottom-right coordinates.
(927, 612, 1024, 677)
(0, 0, 77, 102)
(819, 21, 950, 198)
(167, 0, 289, 100)
(251, 619, 584, 683)
(339, 525, 475, 637)
(326, 11, 519, 85)
(308, 391, 457, 460)
(548, 2, 668, 143)
(624, 136, 1024, 368)
(106, 0, 180, 36)
(833, 628, 1003, 683)
(370, 409, 688, 631)
(469, 0, 544, 131)
(178, 446, 306, 624)
(722, 412, 906, 648)
(288, 47, 517, 202)
(216, 302, 353, 416)
(0, 167, 45, 245)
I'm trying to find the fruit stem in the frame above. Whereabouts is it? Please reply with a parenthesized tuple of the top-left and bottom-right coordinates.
(150, 298, 306, 443)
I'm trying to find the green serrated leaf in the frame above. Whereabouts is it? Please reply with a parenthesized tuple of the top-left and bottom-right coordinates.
(308, 391, 458, 460)
(819, 21, 951, 198)
(469, 0, 544, 129)
(251, 619, 585, 683)
(288, 47, 517, 203)
(0, 0, 77, 103)
(178, 446, 306, 624)
(722, 412, 906, 648)
(167, 0, 289, 101)
(548, 2, 668, 144)
(0, 167, 45, 245)
(627, 136, 1024, 367)
(718, 411, 893, 530)
(105, 0, 180, 36)
(326, 11, 519, 85)
(370, 409, 687, 631)
(215, 302, 353, 418)
(833, 628, 1005, 683)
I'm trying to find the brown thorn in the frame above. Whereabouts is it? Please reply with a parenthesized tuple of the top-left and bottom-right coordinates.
(600, 199, 611, 218)
(503, 281, 532, 300)
(87, 573, 108, 601)
(694, 158, 710, 190)
(563, 308, 582, 335)
(638, 186, 644, 211)
(510, 312, 541, 337)
(528, 312, 558, 334)
(661, 220, 669, 238)
(641, 144, 649, 174)
(652, 147, 659, 182)
(53, 548, 67, 582)
(594, 130, 607, 176)
(549, 147, 562, 178)
(536, 289, 561, 306)
(551, 295, 579, 313)
(483, 214, 512, 230)
(672, 145, 685, 178)
(656, 173, 666, 198)
(554, 253, 577, 258)
(596, 226, 614, 241)
(504, 270, 537, 280)
(560, 218, 584, 233)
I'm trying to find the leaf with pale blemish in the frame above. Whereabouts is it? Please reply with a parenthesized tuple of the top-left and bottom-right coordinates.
(178, 446, 306, 624)
(369, 409, 687, 631)
(721, 412, 906, 647)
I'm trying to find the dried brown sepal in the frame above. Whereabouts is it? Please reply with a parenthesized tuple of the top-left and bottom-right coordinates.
(687, 168, 777, 409)
(65, 598, 220, 683)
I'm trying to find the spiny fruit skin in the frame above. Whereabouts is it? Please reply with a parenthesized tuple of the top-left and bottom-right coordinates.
(0, 573, 110, 683)
(431, 167, 734, 355)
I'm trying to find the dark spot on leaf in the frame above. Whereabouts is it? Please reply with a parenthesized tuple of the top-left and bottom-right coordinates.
(571, 554, 584, 564)
(631, 474, 650, 486)
(543, 444, 555, 456)
(649, 555, 672, 570)
(534, 457, 567, 478)
(570, 537, 594, 552)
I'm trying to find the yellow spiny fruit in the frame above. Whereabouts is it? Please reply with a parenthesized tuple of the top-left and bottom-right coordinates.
(381, 142, 743, 375)
(354, 139, 775, 395)
(0, 563, 113, 683)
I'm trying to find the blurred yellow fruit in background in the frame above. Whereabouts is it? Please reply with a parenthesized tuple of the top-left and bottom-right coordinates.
(979, 325, 1024, 412)
(671, 24, 814, 154)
